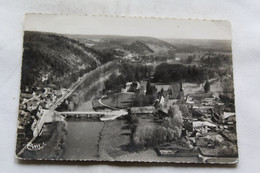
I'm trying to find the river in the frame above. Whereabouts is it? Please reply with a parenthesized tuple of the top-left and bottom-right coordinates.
(62, 119, 103, 160)
(61, 66, 116, 160)
(61, 98, 104, 160)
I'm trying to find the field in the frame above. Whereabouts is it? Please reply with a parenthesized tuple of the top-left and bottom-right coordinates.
(99, 120, 132, 159)
(100, 92, 135, 109)
(175, 52, 205, 61)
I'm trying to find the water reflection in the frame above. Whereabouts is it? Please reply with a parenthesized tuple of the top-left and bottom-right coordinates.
(62, 98, 104, 160)
(62, 119, 103, 160)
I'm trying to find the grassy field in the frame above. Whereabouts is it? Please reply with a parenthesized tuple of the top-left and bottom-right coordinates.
(101, 92, 135, 109)
(99, 120, 132, 159)
(183, 82, 204, 95)
(175, 52, 205, 61)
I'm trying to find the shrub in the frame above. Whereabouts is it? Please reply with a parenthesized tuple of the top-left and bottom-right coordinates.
(164, 105, 184, 138)
(133, 125, 155, 146)
(217, 141, 238, 157)
(133, 124, 180, 147)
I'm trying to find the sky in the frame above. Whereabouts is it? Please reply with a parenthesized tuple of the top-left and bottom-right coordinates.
(24, 14, 232, 40)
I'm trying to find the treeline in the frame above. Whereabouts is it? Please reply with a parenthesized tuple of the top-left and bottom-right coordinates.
(153, 63, 215, 84)
(201, 53, 232, 68)
(120, 63, 153, 82)
(64, 61, 118, 107)
(78, 61, 118, 91)
(139, 54, 173, 63)
(104, 62, 153, 91)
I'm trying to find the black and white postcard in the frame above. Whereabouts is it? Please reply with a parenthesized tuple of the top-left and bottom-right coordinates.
(16, 14, 238, 164)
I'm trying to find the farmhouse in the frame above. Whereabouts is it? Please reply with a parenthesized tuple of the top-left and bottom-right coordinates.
(193, 121, 217, 134)
(121, 81, 140, 93)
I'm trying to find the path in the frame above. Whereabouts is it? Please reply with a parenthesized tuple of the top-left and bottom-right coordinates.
(98, 95, 118, 110)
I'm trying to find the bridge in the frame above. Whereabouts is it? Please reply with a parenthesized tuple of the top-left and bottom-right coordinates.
(17, 109, 128, 157)
(58, 110, 128, 120)
(33, 110, 128, 138)
(17, 62, 119, 157)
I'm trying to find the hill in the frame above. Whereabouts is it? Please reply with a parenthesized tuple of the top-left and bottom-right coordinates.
(21, 32, 177, 91)
(66, 34, 177, 57)
(21, 31, 112, 90)
(163, 39, 231, 53)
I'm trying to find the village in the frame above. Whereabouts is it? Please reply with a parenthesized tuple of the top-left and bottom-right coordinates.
(17, 53, 237, 162)
(16, 31, 237, 162)
(97, 71, 237, 161)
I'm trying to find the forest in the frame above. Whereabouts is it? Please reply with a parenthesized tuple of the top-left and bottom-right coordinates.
(153, 63, 212, 84)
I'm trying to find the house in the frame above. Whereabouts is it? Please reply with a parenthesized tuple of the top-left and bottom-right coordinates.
(202, 96, 216, 106)
(175, 57, 181, 61)
(24, 98, 39, 111)
(186, 95, 195, 104)
(43, 87, 52, 95)
(193, 121, 217, 134)
(222, 112, 236, 124)
(125, 82, 132, 91)
(159, 95, 165, 105)
(122, 81, 141, 93)
(20, 92, 33, 99)
(222, 112, 235, 119)
(212, 110, 235, 124)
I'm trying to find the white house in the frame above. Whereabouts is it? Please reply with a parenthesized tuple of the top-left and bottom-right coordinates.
(193, 121, 217, 134)
(122, 81, 141, 93)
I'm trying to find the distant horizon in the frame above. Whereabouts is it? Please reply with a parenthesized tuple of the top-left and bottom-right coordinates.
(24, 30, 232, 42)
(24, 14, 232, 40)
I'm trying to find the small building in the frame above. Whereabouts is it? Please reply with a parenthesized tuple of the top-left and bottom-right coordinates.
(186, 95, 195, 104)
(212, 110, 235, 124)
(44, 87, 52, 95)
(193, 121, 217, 134)
(122, 81, 141, 92)
(125, 82, 132, 92)
(175, 57, 181, 61)
(222, 112, 236, 124)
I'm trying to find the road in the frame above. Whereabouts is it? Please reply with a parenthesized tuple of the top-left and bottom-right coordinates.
(59, 110, 128, 121)
(98, 95, 118, 110)
(50, 61, 117, 110)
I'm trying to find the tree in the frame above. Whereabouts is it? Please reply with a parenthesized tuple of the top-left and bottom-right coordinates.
(179, 104, 192, 118)
(186, 55, 193, 64)
(104, 72, 117, 90)
(146, 80, 151, 95)
(204, 80, 210, 93)
(144, 65, 148, 77)
(133, 94, 143, 107)
(160, 88, 164, 96)
(135, 70, 140, 82)
(165, 105, 184, 138)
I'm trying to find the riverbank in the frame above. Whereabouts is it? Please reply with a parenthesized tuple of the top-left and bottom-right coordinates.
(18, 120, 68, 160)
(99, 120, 131, 160)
